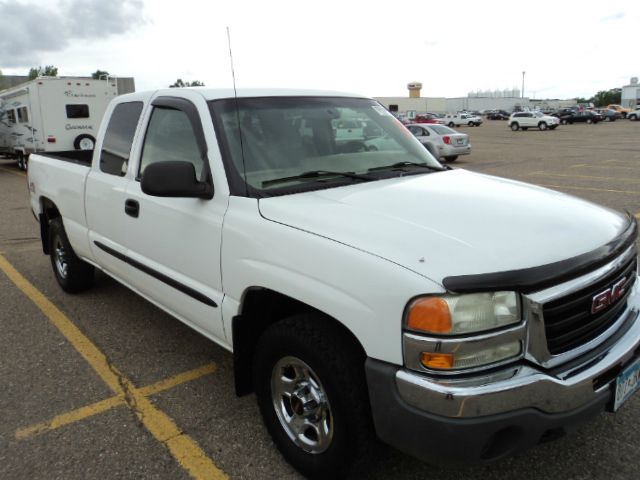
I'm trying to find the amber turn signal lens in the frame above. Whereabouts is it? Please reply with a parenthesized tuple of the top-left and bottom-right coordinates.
(420, 352, 454, 369)
(407, 297, 452, 333)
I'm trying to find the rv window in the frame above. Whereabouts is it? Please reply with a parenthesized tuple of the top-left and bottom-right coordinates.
(7, 109, 16, 124)
(17, 106, 29, 123)
(66, 104, 90, 119)
(100, 102, 144, 176)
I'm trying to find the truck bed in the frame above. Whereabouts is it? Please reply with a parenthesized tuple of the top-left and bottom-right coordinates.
(36, 150, 93, 166)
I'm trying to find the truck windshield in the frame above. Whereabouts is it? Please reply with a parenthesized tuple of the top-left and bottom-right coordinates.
(209, 97, 442, 194)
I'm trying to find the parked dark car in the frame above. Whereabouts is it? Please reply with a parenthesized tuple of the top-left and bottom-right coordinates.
(595, 109, 622, 122)
(553, 107, 578, 118)
(559, 110, 602, 124)
(487, 110, 510, 120)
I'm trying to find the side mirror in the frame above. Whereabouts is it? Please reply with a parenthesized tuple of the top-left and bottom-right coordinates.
(141, 161, 213, 199)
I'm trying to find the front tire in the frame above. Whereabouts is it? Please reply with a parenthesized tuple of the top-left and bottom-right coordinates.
(49, 218, 94, 292)
(630, 114, 638, 121)
(538, 122, 548, 131)
(444, 155, 458, 162)
(253, 315, 377, 479)
(510, 122, 519, 131)
(586, 118, 593, 124)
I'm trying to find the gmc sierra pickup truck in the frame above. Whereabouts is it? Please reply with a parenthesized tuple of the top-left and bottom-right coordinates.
(27, 88, 640, 479)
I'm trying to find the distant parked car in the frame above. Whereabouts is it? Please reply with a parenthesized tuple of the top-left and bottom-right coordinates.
(595, 109, 621, 122)
(413, 114, 444, 124)
(487, 110, 510, 120)
(559, 110, 602, 125)
(442, 113, 483, 127)
(405, 123, 471, 161)
(607, 104, 631, 118)
(509, 111, 560, 131)
(627, 106, 640, 121)
(552, 107, 577, 118)
(332, 119, 365, 142)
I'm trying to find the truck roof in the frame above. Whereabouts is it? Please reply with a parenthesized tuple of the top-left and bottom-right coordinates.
(117, 88, 370, 102)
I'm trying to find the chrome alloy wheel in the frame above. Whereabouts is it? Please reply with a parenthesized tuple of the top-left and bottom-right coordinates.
(53, 237, 69, 279)
(271, 356, 333, 454)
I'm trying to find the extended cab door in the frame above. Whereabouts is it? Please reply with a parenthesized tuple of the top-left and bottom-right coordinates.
(86, 100, 145, 280)
(121, 93, 228, 343)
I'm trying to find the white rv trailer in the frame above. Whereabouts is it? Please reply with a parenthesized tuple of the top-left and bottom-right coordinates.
(0, 77, 118, 169)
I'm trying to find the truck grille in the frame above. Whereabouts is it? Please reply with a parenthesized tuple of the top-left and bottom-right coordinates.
(543, 256, 637, 355)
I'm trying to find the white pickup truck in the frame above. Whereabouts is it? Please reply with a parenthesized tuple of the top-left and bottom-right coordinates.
(27, 88, 640, 478)
(442, 113, 483, 127)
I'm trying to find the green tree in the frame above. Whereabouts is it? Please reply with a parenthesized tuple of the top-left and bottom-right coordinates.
(169, 79, 205, 88)
(28, 65, 58, 80)
(591, 88, 622, 107)
(91, 69, 110, 80)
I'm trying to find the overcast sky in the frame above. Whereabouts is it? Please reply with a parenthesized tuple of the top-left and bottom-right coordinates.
(1, 0, 638, 99)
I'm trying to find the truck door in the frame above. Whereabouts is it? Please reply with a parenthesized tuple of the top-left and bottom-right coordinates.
(121, 95, 227, 342)
(86, 101, 144, 281)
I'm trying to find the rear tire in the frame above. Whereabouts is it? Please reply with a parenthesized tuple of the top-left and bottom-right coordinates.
(253, 315, 378, 480)
(630, 114, 638, 121)
(48, 218, 94, 293)
(444, 156, 458, 162)
(74, 134, 96, 150)
(448, 122, 455, 127)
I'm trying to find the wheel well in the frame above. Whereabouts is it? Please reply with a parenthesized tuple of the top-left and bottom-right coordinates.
(39, 197, 61, 254)
(232, 288, 366, 396)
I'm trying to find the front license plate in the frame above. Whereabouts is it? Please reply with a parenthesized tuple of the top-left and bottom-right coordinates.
(613, 358, 640, 411)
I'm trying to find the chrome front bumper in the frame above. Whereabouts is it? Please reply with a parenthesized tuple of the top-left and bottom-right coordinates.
(396, 273, 640, 418)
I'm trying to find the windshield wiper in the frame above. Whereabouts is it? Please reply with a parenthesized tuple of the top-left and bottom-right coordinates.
(262, 170, 372, 188)
(368, 161, 445, 173)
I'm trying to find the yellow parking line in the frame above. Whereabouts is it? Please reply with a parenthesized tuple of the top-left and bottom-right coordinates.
(16, 363, 217, 440)
(538, 184, 640, 196)
(528, 172, 640, 184)
(138, 363, 217, 397)
(0, 166, 26, 178)
(0, 254, 228, 480)
(16, 395, 125, 440)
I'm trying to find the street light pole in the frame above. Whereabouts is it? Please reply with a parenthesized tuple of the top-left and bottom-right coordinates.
(522, 71, 525, 99)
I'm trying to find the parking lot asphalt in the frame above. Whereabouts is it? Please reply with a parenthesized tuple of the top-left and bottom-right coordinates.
(1, 119, 639, 480)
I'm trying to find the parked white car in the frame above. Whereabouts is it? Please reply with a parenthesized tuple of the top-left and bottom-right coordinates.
(406, 123, 471, 161)
(627, 106, 640, 121)
(442, 113, 483, 127)
(509, 111, 560, 131)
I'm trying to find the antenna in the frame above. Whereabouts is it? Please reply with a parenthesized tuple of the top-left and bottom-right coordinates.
(226, 26, 248, 196)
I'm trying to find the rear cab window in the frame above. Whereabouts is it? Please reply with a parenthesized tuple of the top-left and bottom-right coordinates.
(100, 102, 144, 176)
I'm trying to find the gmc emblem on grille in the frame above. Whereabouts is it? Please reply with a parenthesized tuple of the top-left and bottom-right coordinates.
(591, 276, 630, 314)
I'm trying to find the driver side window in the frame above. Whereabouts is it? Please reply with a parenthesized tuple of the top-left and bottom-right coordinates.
(139, 107, 204, 180)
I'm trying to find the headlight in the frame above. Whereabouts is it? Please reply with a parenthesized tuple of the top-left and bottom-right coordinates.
(406, 292, 520, 335)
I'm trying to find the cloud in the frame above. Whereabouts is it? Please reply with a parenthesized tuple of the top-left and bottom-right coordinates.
(600, 12, 625, 22)
(0, 0, 145, 68)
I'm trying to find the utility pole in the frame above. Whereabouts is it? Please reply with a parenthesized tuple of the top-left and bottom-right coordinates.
(522, 71, 526, 99)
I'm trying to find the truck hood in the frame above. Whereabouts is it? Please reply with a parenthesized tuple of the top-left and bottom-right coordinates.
(258, 170, 629, 286)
